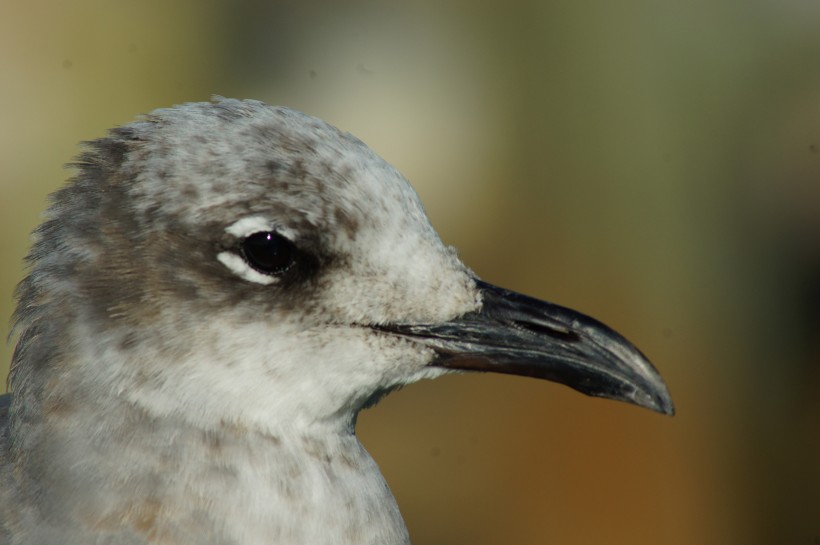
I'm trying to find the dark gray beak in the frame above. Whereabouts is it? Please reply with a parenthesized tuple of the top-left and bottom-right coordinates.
(379, 280, 674, 415)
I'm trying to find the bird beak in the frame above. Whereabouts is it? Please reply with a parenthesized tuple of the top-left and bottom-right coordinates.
(378, 280, 674, 415)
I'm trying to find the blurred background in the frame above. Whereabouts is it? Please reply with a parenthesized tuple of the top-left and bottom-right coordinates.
(1, 1, 819, 543)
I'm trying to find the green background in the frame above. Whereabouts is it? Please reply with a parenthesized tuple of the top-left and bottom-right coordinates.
(2, 1, 819, 543)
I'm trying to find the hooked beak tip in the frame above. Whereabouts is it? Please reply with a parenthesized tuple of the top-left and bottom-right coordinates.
(629, 381, 675, 415)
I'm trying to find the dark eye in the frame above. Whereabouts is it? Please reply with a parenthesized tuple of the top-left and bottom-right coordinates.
(241, 231, 295, 275)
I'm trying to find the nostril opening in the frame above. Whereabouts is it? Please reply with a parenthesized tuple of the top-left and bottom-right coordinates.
(511, 319, 581, 342)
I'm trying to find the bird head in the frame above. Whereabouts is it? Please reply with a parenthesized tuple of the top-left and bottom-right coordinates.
(11, 98, 672, 438)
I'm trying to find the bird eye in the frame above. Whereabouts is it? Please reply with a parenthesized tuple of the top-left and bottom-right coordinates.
(241, 231, 295, 275)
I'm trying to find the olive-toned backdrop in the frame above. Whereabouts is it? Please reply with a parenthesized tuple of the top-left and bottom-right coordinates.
(2, 2, 819, 544)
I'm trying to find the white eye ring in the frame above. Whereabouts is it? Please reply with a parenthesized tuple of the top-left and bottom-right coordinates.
(218, 216, 297, 285)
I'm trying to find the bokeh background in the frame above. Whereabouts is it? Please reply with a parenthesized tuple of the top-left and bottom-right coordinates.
(2, 1, 819, 544)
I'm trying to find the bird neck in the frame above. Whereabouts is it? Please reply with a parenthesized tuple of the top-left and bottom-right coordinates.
(9, 390, 411, 545)
(7, 301, 416, 544)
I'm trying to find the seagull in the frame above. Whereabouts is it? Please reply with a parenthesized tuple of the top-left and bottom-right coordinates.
(0, 98, 673, 545)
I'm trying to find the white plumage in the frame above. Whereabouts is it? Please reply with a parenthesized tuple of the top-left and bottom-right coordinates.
(0, 98, 672, 545)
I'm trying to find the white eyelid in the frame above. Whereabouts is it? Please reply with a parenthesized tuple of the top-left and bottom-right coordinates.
(217, 252, 276, 285)
(225, 216, 272, 237)
(224, 216, 297, 241)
